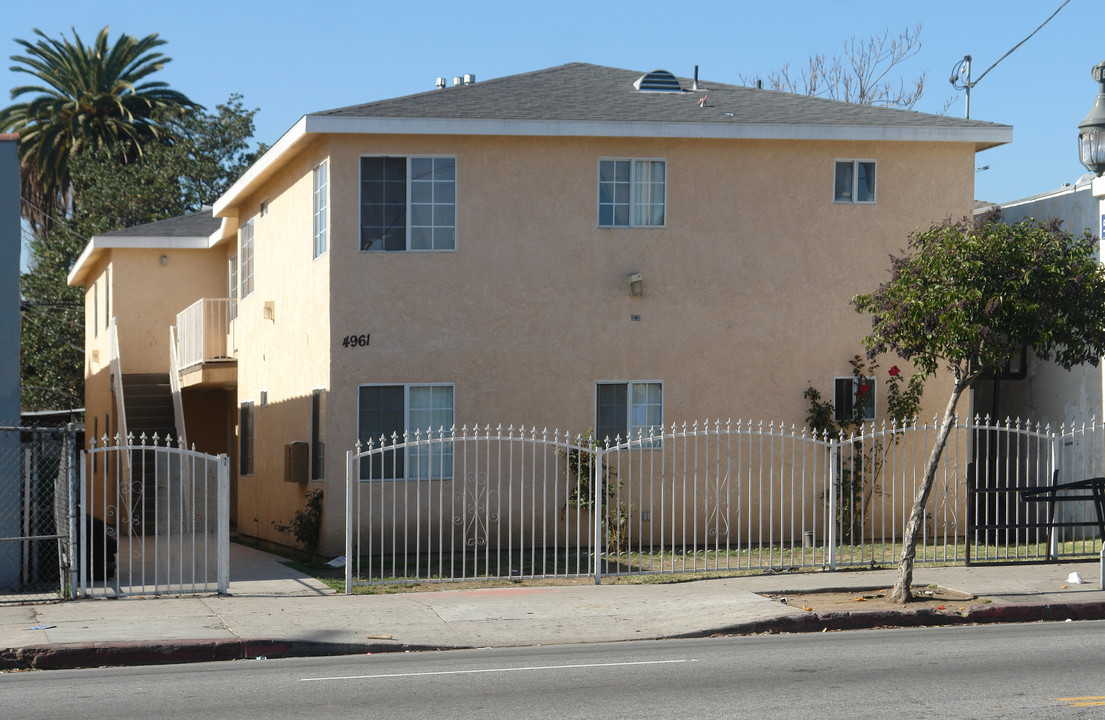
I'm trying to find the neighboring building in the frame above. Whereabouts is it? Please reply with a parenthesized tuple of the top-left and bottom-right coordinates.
(976, 176, 1105, 479)
(68, 63, 1012, 555)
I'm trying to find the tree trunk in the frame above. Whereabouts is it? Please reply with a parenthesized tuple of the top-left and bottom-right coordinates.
(886, 377, 970, 603)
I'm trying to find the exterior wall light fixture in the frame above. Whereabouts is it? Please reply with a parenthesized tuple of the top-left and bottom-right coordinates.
(628, 272, 643, 297)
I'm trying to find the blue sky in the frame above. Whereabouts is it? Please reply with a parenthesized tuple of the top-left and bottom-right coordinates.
(4, 0, 1100, 262)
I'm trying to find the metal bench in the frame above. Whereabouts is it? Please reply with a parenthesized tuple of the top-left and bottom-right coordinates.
(1020, 473, 1105, 589)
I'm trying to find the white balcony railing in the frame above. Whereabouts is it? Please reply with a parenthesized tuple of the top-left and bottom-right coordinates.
(175, 298, 234, 372)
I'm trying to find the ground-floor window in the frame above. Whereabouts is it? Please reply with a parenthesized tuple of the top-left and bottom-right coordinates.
(310, 388, 326, 481)
(596, 381, 663, 446)
(358, 384, 454, 480)
(239, 402, 255, 476)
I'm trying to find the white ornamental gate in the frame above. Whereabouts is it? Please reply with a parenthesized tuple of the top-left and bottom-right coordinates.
(81, 435, 229, 597)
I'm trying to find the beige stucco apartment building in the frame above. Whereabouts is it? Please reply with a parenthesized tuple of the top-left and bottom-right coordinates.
(68, 64, 1011, 555)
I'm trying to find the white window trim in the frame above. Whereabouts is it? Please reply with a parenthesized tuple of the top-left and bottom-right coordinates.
(313, 160, 328, 259)
(597, 157, 668, 228)
(833, 158, 877, 205)
(358, 154, 458, 253)
(357, 382, 456, 481)
(228, 255, 238, 322)
(239, 219, 255, 299)
(595, 379, 664, 446)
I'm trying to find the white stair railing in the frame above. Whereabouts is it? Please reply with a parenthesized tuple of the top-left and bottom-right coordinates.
(168, 325, 188, 448)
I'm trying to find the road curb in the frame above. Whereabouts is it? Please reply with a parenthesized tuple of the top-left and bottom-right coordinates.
(5, 602, 1105, 670)
(703, 600, 1105, 637)
(0, 638, 448, 671)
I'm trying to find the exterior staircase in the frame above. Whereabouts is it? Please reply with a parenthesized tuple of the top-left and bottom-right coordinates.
(120, 374, 176, 534)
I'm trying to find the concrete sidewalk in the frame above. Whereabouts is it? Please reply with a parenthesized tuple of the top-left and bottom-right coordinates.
(3, 543, 1104, 670)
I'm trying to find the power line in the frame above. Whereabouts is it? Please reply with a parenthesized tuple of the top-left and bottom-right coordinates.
(950, 0, 1070, 118)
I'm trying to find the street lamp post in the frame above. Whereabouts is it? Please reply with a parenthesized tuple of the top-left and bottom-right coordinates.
(1078, 61, 1105, 176)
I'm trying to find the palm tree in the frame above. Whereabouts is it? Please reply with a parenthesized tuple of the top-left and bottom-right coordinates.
(0, 26, 198, 233)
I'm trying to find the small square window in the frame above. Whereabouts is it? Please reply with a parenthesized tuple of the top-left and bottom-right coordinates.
(596, 381, 663, 445)
(834, 376, 876, 422)
(599, 159, 666, 227)
(834, 160, 876, 204)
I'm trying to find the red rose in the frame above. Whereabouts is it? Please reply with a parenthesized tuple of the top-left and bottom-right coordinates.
(889, 366, 900, 376)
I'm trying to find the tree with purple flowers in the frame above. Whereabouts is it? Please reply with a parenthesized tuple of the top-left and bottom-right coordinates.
(854, 210, 1105, 602)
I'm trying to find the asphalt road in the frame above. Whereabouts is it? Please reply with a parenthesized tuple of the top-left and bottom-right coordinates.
(5, 621, 1105, 719)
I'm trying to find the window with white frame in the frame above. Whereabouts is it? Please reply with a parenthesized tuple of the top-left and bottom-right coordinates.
(92, 277, 98, 338)
(313, 160, 328, 258)
(834, 160, 876, 204)
(228, 255, 238, 321)
(358, 384, 454, 480)
(598, 159, 666, 227)
(834, 376, 876, 422)
(596, 381, 663, 445)
(360, 156, 456, 251)
(240, 219, 255, 298)
(104, 266, 110, 332)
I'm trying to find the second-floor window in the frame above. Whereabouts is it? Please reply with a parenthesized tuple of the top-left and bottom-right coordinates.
(598, 158, 666, 227)
(228, 255, 238, 321)
(240, 219, 255, 298)
(834, 160, 876, 204)
(313, 160, 328, 258)
(360, 156, 456, 252)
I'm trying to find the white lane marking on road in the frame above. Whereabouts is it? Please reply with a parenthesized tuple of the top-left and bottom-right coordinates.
(301, 658, 696, 682)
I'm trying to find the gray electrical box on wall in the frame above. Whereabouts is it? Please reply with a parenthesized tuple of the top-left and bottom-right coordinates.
(284, 442, 309, 483)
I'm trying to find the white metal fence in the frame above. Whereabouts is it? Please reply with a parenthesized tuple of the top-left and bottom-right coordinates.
(344, 417, 1105, 590)
(81, 434, 230, 598)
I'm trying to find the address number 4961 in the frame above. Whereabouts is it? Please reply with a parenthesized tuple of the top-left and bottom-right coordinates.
(342, 334, 370, 348)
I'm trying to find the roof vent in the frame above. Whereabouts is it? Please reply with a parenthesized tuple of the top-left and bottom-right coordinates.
(435, 77, 446, 89)
(634, 69, 682, 93)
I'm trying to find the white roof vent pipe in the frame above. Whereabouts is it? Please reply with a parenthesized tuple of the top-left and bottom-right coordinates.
(693, 65, 699, 91)
(453, 76, 463, 86)
(435, 77, 446, 89)
(463, 73, 476, 85)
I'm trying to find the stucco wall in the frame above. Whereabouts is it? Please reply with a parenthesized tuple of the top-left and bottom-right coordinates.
(108, 249, 228, 372)
(103, 129, 979, 554)
(228, 137, 331, 543)
(294, 133, 972, 553)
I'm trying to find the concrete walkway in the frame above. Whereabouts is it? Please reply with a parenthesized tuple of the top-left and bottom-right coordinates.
(2, 543, 1104, 670)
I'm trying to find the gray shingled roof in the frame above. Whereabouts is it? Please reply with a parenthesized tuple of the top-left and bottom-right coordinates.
(315, 62, 1007, 133)
(99, 208, 220, 238)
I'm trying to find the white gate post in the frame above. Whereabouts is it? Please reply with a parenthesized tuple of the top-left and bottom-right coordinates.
(79, 452, 88, 597)
(217, 453, 230, 595)
(593, 444, 603, 586)
(345, 450, 354, 595)
(1049, 432, 1060, 559)
(827, 441, 838, 571)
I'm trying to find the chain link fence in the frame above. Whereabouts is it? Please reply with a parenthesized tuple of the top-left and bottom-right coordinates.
(0, 425, 80, 603)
